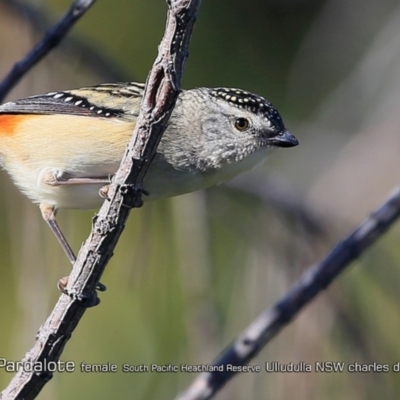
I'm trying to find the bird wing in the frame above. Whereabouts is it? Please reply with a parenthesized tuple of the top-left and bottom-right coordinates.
(0, 82, 145, 120)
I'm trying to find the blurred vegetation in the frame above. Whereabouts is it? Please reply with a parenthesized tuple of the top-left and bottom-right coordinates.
(1, 0, 400, 399)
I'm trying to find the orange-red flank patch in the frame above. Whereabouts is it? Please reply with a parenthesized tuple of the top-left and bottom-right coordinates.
(0, 115, 33, 136)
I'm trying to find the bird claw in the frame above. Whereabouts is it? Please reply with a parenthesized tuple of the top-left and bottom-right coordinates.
(99, 184, 110, 200)
(57, 276, 106, 308)
(57, 276, 69, 294)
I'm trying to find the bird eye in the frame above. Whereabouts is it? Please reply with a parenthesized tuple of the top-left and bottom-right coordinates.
(234, 117, 250, 131)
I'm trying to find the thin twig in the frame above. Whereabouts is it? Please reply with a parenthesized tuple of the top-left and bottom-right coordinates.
(177, 187, 400, 400)
(0, 0, 96, 103)
(0, 0, 201, 399)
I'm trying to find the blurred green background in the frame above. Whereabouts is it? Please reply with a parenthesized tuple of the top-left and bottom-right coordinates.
(2, 0, 400, 399)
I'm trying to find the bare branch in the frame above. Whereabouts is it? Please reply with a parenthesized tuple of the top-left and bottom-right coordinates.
(178, 186, 400, 400)
(0, 0, 96, 102)
(0, 0, 201, 398)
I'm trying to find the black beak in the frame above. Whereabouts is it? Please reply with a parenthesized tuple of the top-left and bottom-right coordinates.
(270, 130, 299, 148)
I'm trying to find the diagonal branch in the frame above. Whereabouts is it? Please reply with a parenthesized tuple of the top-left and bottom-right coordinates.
(0, 0, 96, 103)
(177, 186, 400, 400)
(0, 0, 201, 399)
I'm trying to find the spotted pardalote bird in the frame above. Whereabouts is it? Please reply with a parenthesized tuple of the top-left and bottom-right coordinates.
(0, 82, 298, 263)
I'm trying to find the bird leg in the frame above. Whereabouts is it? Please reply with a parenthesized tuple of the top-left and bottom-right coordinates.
(39, 170, 111, 262)
(40, 203, 76, 264)
(41, 170, 112, 201)
(41, 169, 110, 186)
(40, 203, 107, 298)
